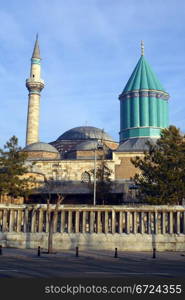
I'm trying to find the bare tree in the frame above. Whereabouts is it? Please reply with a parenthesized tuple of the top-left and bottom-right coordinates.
(44, 178, 65, 253)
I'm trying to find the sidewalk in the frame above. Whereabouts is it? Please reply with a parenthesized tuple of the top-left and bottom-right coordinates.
(0, 247, 185, 278)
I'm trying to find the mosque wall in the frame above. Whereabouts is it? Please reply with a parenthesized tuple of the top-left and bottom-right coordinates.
(26, 151, 60, 160)
(29, 159, 115, 181)
(113, 152, 144, 180)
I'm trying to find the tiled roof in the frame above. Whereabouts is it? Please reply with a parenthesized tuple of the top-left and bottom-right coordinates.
(121, 56, 166, 94)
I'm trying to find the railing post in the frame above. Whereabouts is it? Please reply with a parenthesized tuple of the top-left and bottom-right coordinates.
(17, 210, 22, 232)
(133, 212, 137, 234)
(176, 212, 180, 234)
(24, 208, 29, 233)
(104, 211, 108, 234)
(140, 212, 144, 234)
(154, 211, 158, 234)
(90, 211, 95, 233)
(75, 211, 80, 233)
(31, 210, 36, 233)
(169, 211, 173, 234)
(147, 212, 151, 234)
(46, 210, 50, 233)
(38, 209, 44, 232)
(119, 211, 123, 234)
(161, 212, 166, 234)
(126, 211, 130, 234)
(97, 211, 101, 233)
(2, 209, 8, 232)
(82, 211, 86, 233)
(9, 210, 14, 232)
(112, 210, 116, 234)
(60, 211, 65, 233)
(68, 211, 72, 233)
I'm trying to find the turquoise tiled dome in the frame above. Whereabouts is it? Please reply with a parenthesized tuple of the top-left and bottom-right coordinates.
(122, 56, 166, 94)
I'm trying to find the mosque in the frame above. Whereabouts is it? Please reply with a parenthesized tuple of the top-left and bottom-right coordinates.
(23, 37, 169, 204)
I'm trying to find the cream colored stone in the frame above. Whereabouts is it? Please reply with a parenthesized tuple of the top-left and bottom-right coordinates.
(1, 204, 185, 251)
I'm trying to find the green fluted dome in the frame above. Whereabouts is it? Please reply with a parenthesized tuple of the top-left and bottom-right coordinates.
(119, 52, 169, 143)
(123, 56, 165, 93)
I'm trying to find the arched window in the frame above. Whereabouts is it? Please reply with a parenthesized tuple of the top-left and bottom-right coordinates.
(81, 171, 91, 183)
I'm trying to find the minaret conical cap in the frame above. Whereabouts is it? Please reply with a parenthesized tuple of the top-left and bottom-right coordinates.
(32, 34, 41, 59)
(120, 42, 169, 96)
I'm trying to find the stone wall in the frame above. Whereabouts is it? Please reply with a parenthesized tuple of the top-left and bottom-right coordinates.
(27, 159, 115, 181)
(114, 152, 144, 179)
(0, 204, 185, 251)
(26, 151, 60, 160)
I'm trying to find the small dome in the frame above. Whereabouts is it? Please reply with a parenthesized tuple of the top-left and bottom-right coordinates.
(57, 126, 113, 141)
(24, 142, 59, 153)
(75, 140, 104, 151)
(116, 137, 157, 152)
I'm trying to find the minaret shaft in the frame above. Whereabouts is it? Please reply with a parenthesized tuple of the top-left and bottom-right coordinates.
(26, 94, 40, 145)
(25, 36, 44, 146)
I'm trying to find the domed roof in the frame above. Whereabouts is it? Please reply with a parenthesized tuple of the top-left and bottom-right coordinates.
(57, 126, 113, 142)
(120, 56, 169, 97)
(123, 56, 164, 92)
(24, 142, 59, 153)
(75, 140, 105, 151)
(116, 137, 157, 152)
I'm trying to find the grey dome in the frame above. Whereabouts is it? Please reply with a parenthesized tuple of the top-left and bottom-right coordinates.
(57, 126, 113, 141)
(24, 142, 59, 153)
(117, 137, 158, 152)
(75, 140, 104, 151)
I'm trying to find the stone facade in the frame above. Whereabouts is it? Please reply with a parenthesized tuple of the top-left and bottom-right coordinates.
(26, 151, 60, 160)
(113, 152, 143, 180)
(27, 159, 115, 181)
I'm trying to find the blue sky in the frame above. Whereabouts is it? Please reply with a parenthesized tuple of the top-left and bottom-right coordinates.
(0, 0, 185, 148)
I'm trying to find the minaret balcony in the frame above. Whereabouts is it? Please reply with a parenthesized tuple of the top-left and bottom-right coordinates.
(26, 78, 45, 91)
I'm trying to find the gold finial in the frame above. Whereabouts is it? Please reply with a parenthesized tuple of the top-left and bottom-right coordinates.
(141, 40, 144, 56)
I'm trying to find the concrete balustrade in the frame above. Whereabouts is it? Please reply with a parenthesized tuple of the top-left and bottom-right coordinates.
(0, 204, 185, 235)
(0, 204, 185, 251)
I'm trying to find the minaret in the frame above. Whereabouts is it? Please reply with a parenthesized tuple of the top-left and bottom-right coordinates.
(25, 35, 45, 145)
(119, 41, 169, 143)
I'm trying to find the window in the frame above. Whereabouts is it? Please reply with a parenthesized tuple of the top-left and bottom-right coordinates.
(52, 164, 59, 168)
(81, 171, 91, 183)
